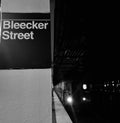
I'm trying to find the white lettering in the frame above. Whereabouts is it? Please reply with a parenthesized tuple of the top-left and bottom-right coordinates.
(20, 23, 26, 29)
(44, 23, 48, 29)
(2, 31, 9, 40)
(32, 21, 38, 29)
(2, 31, 34, 40)
(26, 23, 32, 29)
(3, 21, 10, 29)
(3, 21, 49, 30)
(14, 22, 20, 29)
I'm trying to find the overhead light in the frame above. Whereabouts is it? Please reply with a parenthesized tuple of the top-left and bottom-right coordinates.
(112, 84, 114, 86)
(112, 81, 114, 84)
(104, 84, 106, 87)
(82, 97, 87, 101)
(66, 95, 73, 104)
(82, 84, 87, 90)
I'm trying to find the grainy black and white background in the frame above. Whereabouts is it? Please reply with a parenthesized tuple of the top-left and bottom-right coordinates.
(0, 0, 52, 123)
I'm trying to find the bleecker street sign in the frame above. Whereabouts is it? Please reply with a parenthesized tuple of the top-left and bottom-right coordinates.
(0, 13, 51, 69)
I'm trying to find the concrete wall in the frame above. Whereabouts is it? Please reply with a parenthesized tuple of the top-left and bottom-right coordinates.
(2, 0, 50, 12)
(0, 69, 52, 123)
(0, 0, 51, 123)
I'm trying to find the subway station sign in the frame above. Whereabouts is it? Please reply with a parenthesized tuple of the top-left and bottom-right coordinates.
(0, 13, 51, 69)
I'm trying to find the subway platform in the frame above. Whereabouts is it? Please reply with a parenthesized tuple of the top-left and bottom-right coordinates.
(52, 90, 72, 123)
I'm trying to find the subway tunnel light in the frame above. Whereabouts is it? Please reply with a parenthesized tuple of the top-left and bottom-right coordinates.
(112, 81, 114, 84)
(66, 95, 73, 104)
(82, 97, 87, 101)
(82, 84, 87, 90)
(104, 84, 106, 87)
(107, 83, 109, 86)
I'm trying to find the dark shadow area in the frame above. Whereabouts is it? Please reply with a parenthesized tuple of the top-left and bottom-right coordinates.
(53, 1, 119, 123)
